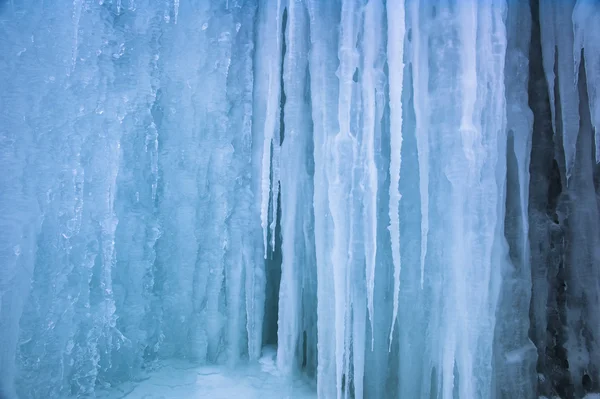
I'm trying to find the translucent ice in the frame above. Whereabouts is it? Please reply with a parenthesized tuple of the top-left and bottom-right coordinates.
(1, 1, 600, 399)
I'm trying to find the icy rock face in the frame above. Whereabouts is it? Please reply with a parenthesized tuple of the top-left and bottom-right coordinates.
(532, 0, 600, 396)
(0, 0, 599, 399)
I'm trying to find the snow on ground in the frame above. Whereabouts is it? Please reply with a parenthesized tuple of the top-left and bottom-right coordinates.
(94, 348, 317, 399)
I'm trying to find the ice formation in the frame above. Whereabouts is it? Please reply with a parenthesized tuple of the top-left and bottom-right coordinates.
(1, 0, 599, 398)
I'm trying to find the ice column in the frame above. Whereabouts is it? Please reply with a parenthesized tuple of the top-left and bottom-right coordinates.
(277, 0, 316, 376)
(306, 0, 340, 397)
(408, 2, 508, 397)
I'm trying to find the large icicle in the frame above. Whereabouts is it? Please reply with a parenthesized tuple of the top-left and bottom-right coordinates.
(362, 0, 382, 351)
(573, 0, 600, 163)
(411, 0, 429, 289)
(306, 0, 340, 397)
(495, 0, 537, 396)
(556, 0, 579, 179)
(277, 0, 312, 376)
(333, 0, 360, 396)
(386, 0, 405, 349)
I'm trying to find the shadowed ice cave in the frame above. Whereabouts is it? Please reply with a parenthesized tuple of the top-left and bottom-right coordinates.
(1, 0, 600, 398)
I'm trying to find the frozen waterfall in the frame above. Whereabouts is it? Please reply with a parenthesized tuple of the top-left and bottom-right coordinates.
(1, 0, 600, 398)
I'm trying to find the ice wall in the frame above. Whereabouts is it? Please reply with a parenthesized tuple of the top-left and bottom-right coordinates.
(1, 2, 264, 397)
(0, 0, 599, 398)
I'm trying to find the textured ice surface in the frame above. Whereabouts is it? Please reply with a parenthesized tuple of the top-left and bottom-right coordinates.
(1, 0, 600, 398)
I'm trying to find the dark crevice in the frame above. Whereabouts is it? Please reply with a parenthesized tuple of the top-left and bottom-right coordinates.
(279, 7, 288, 146)
(527, 0, 572, 397)
(547, 159, 562, 224)
(262, 186, 282, 348)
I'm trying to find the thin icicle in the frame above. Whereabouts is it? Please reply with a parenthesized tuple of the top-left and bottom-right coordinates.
(573, 0, 600, 163)
(362, 0, 381, 351)
(540, 1, 580, 179)
(270, 139, 280, 252)
(411, 1, 429, 289)
(260, 135, 271, 257)
(174, 0, 179, 24)
(539, 3, 558, 140)
(386, 0, 405, 351)
(352, 283, 367, 399)
(343, 254, 352, 399)
(554, 1, 579, 180)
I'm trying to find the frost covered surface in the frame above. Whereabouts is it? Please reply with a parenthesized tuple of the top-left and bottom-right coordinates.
(0, 1, 599, 399)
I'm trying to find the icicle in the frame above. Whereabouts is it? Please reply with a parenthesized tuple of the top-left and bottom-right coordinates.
(333, 0, 360, 395)
(352, 283, 367, 399)
(260, 77, 273, 259)
(386, 0, 405, 351)
(556, 1, 579, 180)
(336, 0, 357, 395)
(174, 0, 179, 24)
(343, 263, 352, 399)
(498, 2, 537, 396)
(349, 161, 366, 399)
(573, 0, 600, 163)
(539, 2, 557, 135)
(540, 0, 580, 179)
(507, 0, 534, 285)
(411, 0, 429, 289)
(270, 139, 280, 252)
(258, 0, 284, 259)
(328, 131, 355, 399)
(305, 0, 340, 396)
(362, 0, 381, 352)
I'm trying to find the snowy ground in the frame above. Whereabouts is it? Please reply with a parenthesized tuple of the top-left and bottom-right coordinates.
(94, 348, 317, 399)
